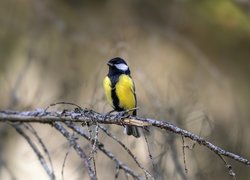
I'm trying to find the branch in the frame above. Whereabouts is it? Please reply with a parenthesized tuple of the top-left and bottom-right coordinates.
(0, 108, 249, 168)
(64, 121, 144, 180)
(98, 125, 153, 179)
(137, 116, 250, 166)
(52, 122, 96, 180)
(11, 124, 55, 179)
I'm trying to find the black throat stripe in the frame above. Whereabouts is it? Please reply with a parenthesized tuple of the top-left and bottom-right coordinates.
(109, 74, 124, 111)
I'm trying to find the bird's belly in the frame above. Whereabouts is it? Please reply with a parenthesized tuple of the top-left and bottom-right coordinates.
(115, 75, 136, 110)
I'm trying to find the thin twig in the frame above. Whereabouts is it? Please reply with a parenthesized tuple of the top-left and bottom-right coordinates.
(142, 129, 155, 178)
(181, 136, 188, 174)
(23, 124, 55, 178)
(115, 164, 120, 179)
(52, 122, 96, 180)
(61, 145, 71, 180)
(217, 154, 236, 180)
(99, 125, 153, 179)
(64, 121, 143, 180)
(45, 101, 83, 112)
(11, 124, 55, 180)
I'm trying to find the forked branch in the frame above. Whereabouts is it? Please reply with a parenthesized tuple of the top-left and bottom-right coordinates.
(0, 108, 249, 179)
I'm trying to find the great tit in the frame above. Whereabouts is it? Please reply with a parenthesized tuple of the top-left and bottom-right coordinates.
(103, 57, 140, 138)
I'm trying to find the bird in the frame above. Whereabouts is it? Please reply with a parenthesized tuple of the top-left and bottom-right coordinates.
(103, 57, 140, 138)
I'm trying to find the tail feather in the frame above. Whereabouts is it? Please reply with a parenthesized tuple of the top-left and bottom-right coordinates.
(125, 125, 140, 138)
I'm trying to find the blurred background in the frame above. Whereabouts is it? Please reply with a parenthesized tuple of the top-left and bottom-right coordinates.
(0, 0, 250, 179)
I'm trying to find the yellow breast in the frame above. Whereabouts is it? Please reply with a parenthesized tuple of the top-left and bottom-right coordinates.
(103, 76, 113, 106)
(115, 74, 136, 110)
(103, 74, 136, 111)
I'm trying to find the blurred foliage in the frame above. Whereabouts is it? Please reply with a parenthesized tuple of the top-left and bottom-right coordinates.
(0, 0, 250, 179)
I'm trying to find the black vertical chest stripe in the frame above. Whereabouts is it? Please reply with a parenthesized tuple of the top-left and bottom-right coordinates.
(108, 74, 137, 116)
(108, 74, 124, 111)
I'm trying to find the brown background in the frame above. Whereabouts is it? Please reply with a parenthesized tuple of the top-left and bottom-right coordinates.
(0, 0, 250, 179)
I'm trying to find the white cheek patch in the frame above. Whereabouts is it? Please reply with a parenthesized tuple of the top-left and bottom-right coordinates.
(115, 63, 128, 71)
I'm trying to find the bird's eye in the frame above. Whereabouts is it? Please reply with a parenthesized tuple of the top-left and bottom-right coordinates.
(115, 63, 128, 71)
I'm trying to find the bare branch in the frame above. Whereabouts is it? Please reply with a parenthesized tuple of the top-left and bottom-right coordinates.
(23, 124, 55, 177)
(11, 124, 55, 179)
(52, 122, 96, 180)
(137, 116, 250, 166)
(0, 108, 249, 168)
(181, 136, 188, 174)
(98, 125, 153, 179)
(64, 121, 144, 180)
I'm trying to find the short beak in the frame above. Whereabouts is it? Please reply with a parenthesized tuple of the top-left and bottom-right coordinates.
(107, 62, 113, 66)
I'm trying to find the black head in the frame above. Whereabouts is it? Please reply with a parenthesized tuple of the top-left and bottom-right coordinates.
(107, 57, 130, 75)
